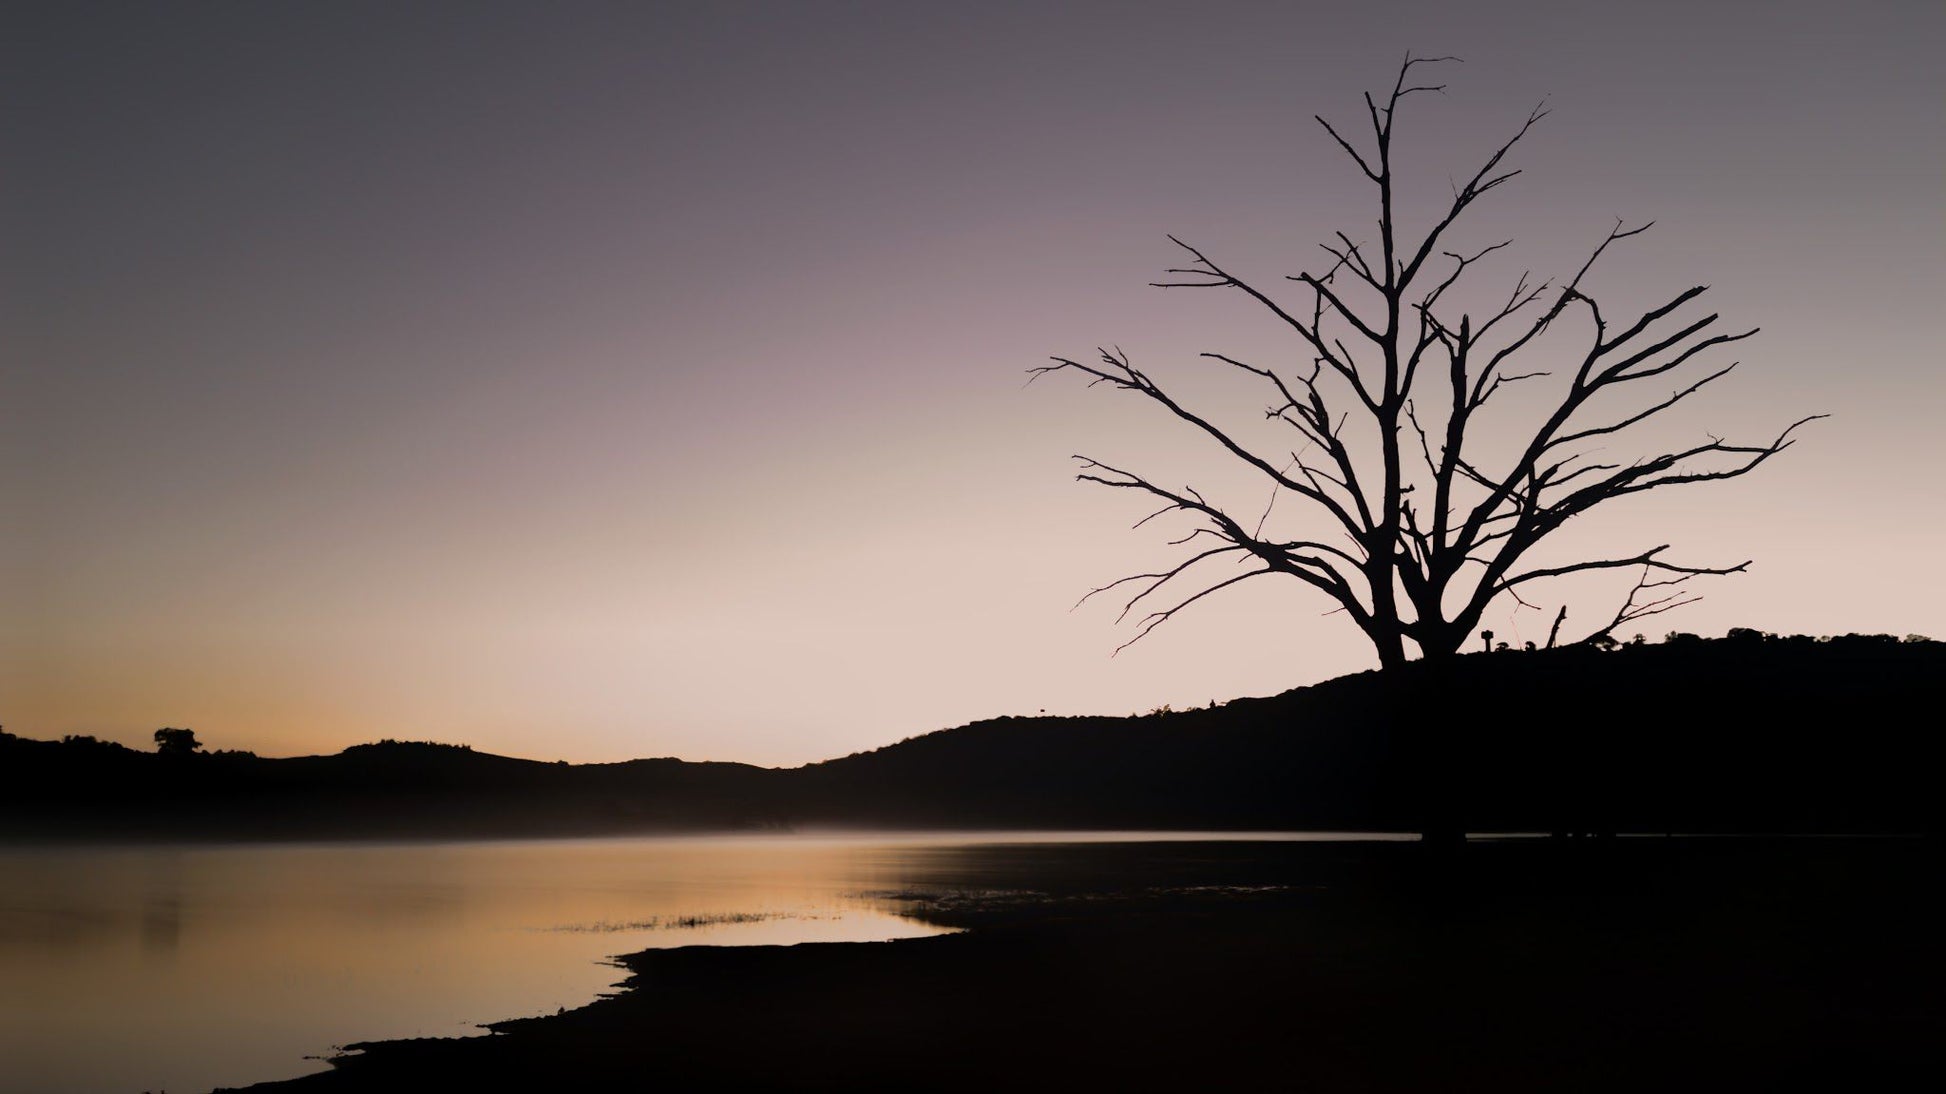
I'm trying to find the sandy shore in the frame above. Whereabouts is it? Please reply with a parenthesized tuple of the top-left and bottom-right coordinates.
(232, 837, 1944, 1092)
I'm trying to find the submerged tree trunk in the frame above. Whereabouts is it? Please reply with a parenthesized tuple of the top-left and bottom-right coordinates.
(1394, 658, 1466, 845)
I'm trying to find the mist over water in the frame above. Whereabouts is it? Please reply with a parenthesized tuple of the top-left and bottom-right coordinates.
(1, 835, 948, 1092)
(0, 831, 1329, 1092)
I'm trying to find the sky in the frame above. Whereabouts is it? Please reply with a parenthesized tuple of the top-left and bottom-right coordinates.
(4, 0, 1941, 765)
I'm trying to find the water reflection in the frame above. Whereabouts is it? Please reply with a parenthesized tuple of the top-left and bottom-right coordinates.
(0, 832, 1327, 1093)
(140, 896, 181, 955)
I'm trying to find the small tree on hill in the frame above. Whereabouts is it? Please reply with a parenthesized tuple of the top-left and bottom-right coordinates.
(1037, 56, 1819, 670)
(153, 727, 202, 756)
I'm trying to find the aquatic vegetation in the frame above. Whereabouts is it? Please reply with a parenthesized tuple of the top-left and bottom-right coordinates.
(542, 911, 791, 933)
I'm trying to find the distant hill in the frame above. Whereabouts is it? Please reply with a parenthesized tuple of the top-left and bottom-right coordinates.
(4, 633, 1940, 839)
(0, 737, 784, 839)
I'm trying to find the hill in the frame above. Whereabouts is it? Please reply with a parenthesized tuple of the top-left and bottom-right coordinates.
(0, 737, 783, 839)
(788, 632, 1945, 834)
(4, 633, 1940, 839)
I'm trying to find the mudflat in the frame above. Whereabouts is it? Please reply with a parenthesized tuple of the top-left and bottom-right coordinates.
(235, 838, 1945, 1092)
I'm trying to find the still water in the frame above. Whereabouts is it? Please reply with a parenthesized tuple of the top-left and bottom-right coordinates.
(0, 831, 1317, 1093)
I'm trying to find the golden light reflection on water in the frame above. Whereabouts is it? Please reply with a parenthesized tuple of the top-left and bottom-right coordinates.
(0, 831, 1342, 1092)
(0, 835, 979, 1093)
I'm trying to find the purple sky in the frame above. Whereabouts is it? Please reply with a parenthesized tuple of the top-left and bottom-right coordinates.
(4, 1, 1941, 764)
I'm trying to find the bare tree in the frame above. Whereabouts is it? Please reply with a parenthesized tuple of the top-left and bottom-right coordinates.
(1036, 56, 1820, 671)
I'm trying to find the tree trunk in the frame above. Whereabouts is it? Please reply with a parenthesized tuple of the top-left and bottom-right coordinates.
(1420, 822, 1465, 849)
(1394, 652, 1465, 845)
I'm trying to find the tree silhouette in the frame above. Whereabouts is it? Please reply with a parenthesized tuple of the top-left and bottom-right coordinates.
(1036, 56, 1820, 671)
(153, 727, 202, 756)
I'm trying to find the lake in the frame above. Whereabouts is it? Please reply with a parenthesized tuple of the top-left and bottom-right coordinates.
(0, 831, 1336, 1093)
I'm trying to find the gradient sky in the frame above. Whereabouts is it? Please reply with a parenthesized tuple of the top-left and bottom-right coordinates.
(4, 1, 1941, 765)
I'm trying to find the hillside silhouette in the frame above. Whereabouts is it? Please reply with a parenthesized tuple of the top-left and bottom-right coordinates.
(5, 633, 1940, 840)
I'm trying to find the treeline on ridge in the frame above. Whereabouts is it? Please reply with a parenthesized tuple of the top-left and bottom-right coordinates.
(2, 633, 1939, 839)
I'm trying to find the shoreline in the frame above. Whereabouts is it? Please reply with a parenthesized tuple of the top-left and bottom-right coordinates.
(230, 836, 1946, 1092)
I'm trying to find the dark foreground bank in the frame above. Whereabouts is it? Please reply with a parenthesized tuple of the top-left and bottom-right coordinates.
(235, 837, 1944, 1092)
